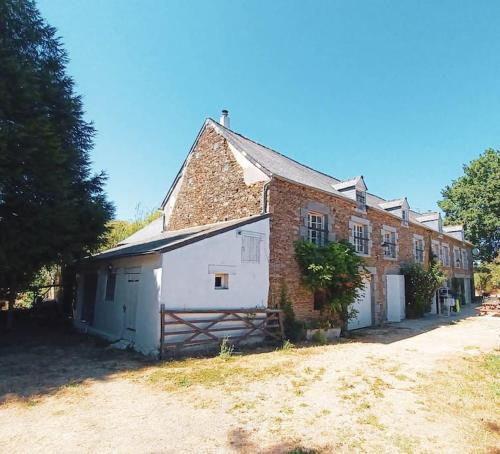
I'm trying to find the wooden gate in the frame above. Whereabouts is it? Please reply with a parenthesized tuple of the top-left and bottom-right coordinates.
(159, 305, 284, 358)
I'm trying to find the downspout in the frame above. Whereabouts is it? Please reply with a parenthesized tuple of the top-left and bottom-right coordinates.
(261, 180, 271, 214)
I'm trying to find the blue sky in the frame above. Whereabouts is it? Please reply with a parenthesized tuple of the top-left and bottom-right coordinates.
(37, 0, 500, 220)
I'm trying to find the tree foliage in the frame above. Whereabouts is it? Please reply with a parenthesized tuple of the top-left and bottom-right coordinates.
(0, 0, 114, 300)
(294, 240, 366, 333)
(438, 149, 500, 262)
(401, 256, 447, 318)
(100, 206, 161, 251)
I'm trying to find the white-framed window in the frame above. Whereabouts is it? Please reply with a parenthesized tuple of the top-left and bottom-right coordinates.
(353, 223, 369, 254)
(214, 273, 229, 290)
(105, 270, 116, 301)
(307, 212, 327, 246)
(441, 244, 450, 267)
(413, 235, 424, 263)
(401, 210, 408, 226)
(356, 190, 366, 210)
(461, 249, 468, 269)
(431, 240, 440, 263)
(241, 233, 261, 263)
(453, 247, 461, 268)
(381, 225, 397, 259)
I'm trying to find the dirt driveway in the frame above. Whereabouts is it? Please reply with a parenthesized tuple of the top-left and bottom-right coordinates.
(0, 305, 498, 454)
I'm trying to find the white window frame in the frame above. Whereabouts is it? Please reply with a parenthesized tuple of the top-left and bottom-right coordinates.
(214, 273, 229, 290)
(453, 246, 461, 268)
(307, 212, 327, 246)
(381, 225, 398, 260)
(401, 209, 409, 226)
(413, 234, 425, 263)
(349, 216, 371, 256)
(431, 240, 440, 263)
(441, 243, 450, 267)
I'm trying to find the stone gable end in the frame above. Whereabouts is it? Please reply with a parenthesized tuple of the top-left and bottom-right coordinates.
(166, 125, 267, 230)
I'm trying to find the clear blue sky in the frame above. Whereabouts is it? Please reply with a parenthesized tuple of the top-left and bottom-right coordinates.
(37, 0, 500, 220)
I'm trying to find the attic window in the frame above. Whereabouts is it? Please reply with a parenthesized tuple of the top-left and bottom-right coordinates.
(214, 273, 229, 289)
(356, 190, 366, 209)
(402, 210, 408, 226)
(241, 234, 261, 263)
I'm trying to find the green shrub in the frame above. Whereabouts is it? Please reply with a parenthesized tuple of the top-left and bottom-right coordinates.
(279, 281, 306, 341)
(294, 240, 366, 333)
(218, 337, 234, 359)
(311, 330, 327, 344)
(401, 257, 446, 318)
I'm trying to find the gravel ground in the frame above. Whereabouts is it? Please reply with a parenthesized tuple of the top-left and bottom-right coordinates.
(0, 304, 498, 454)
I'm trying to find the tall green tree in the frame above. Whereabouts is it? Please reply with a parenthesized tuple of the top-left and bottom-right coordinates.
(0, 0, 114, 322)
(438, 149, 500, 262)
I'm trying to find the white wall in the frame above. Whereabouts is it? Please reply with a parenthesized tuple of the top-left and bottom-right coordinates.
(74, 254, 162, 356)
(160, 218, 269, 310)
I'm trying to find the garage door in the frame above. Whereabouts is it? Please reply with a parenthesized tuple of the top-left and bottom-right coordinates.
(348, 276, 372, 330)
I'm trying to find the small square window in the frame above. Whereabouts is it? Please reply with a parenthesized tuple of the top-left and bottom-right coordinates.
(214, 273, 229, 289)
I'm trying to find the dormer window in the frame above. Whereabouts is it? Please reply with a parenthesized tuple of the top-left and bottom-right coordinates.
(402, 210, 408, 226)
(356, 190, 366, 209)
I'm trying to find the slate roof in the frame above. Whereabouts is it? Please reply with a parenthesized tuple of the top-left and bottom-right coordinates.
(415, 212, 441, 223)
(161, 118, 470, 243)
(91, 214, 269, 261)
(378, 198, 407, 210)
(120, 217, 163, 245)
(443, 224, 464, 232)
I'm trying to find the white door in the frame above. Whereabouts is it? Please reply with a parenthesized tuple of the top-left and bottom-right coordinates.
(464, 278, 472, 305)
(386, 274, 406, 322)
(348, 277, 372, 330)
(122, 275, 139, 341)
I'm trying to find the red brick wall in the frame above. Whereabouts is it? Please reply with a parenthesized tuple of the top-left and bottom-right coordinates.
(267, 178, 472, 322)
(166, 125, 266, 230)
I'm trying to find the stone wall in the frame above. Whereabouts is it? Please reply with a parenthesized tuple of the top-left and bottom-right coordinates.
(166, 124, 266, 230)
(267, 178, 472, 322)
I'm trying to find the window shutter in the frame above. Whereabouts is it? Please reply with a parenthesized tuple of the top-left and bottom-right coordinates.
(299, 208, 308, 239)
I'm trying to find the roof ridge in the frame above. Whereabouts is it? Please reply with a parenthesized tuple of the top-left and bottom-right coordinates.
(207, 118, 341, 183)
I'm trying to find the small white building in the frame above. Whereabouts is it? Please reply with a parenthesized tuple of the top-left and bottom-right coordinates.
(74, 214, 270, 355)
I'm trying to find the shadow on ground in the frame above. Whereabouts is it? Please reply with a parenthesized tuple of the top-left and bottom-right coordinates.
(0, 312, 151, 404)
(348, 303, 480, 345)
(0, 304, 482, 404)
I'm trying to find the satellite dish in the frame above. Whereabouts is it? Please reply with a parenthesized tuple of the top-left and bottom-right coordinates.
(472, 248, 480, 257)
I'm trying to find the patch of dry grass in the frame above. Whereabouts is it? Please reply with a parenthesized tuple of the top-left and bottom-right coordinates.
(415, 351, 500, 450)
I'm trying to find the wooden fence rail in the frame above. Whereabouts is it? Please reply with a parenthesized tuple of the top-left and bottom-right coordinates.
(159, 305, 284, 358)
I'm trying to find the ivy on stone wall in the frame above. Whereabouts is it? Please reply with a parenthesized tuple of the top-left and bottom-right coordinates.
(294, 240, 366, 333)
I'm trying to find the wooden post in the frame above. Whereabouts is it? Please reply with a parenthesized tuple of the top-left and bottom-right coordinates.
(159, 304, 165, 360)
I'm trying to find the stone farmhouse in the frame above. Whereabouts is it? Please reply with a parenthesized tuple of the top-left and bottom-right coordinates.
(74, 110, 473, 354)
(162, 111, 473, 324)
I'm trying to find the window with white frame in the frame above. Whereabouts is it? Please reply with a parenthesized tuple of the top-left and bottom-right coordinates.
(431, 240, 440, 262)
(401, 210, 408, 226)
(453, 247, 461, 268)
(441, 244, 450, 267)
(356, 190, 366, 210)
(214, 273, 229, 289)
(353, 223, 369, 254)
(461, 249, 467, 269)
(307, 212, 327, 246)
(241, 233, 261, 263)
(381, 226, 397, 259)
(414, 236, 424, 263)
